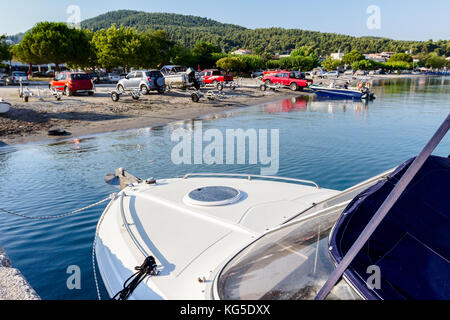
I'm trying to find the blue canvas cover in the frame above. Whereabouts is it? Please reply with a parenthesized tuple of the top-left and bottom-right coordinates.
(329, 156, 450, 300)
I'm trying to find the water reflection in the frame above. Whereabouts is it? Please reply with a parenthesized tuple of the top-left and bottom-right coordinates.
(263, 96, 370, 117)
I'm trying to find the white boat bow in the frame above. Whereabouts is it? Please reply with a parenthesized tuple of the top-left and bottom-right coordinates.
(95, 173, 339, 300)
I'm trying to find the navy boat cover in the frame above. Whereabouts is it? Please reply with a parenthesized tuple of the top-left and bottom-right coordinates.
(329, 156, 450, 300)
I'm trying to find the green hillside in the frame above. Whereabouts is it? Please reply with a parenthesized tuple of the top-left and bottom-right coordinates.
(8, 10, 450, 57)
(80, 10, 449, 56)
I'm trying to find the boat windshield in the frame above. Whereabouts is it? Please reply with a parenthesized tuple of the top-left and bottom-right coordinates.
(216, 174, 389, 300)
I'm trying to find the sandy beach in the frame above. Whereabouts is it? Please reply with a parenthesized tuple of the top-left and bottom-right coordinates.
(0, 78, 304, 146)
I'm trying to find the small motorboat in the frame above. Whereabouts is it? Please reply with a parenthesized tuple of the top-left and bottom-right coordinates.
(310, 82, 376, 100)
(95, 115, 449, 300)
(0, 98, 11, 114)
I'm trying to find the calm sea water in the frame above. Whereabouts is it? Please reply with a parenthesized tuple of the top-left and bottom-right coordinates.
(0, 76, 449, 300)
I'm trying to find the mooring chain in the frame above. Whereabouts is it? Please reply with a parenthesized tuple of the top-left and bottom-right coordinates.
(0, 193, 117, 220)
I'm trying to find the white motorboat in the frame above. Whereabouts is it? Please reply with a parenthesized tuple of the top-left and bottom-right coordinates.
(95, 115, 449, 300)
(0, 98, 11, 114)
(95, 170, 387, 300)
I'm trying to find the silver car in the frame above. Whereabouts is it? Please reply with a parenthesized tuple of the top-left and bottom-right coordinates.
(6, 71, 29, 85)
(117, 70, 166, 94)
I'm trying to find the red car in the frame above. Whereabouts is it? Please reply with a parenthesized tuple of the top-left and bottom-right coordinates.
(50, 72, 94, 96)
(199, 69, 233, 87)
(262, 70, 312, 91)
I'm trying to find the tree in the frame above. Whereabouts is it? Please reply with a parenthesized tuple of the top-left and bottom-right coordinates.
(0, 35, 12, 62)
(352, 59, 381, 71)
(291, 46, 315, 57)
(191, 41, 221, 69)
(66, 29, 99, 71)
(12, 22, 90, 71)
(92, 25, 145, 71)
(236, 55, 265, 72)
(322, 57, 342, 71)
(167, 43, 194, 66)
(342, 50, 365, 65)
(384, 60, 411, 70)
(266, 59, 281, 69)
(388, 53, 413, 63)
(216, 57, 245, 72)
(148, 30, 174, 66)
(425, 53, 446, 69)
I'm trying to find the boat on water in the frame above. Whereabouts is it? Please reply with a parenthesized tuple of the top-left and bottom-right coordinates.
(95, 116, 449, 300)
(310, 82, 376, 100)
(0, 98, 11, 114)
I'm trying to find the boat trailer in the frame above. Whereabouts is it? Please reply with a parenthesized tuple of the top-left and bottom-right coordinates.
(202, 80, 239, 91)
(190, 89, 240, 103)
(110, 88, 142, 102)
(18, 79, 62, 102)
(259, 82, 283, 92)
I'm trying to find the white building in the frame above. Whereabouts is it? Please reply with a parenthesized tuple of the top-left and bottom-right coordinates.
(364, 53, 387, 63)
(231, 49, 252, 55)
(330, 51, 344, 60)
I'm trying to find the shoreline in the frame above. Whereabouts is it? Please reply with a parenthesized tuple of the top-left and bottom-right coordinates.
(0, 74, 445, 147)
(0, 79, 302, 146)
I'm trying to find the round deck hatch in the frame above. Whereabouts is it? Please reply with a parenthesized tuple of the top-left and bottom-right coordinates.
(184, 186, 242, 206)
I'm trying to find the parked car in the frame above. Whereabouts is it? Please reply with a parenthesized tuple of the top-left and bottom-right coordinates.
(89, 73, 100, 84)
(354, 70, 368, 76)
(344, 69, 354, 75)
(262, 70, 313, 91)
(199, 69, 233, 88)
(117, 70, 166, 94)
(119, 73, 128, 79)
(251, 70, 264, 78)
(103, 73, 121, 83)
(310, 68, 326, 78)
(32, 71, 47, 78)
(45, 70, 55, 78)
(323, 70, 340, 78)
(49, 72, 94, 96)
(5, 71, 29, 85)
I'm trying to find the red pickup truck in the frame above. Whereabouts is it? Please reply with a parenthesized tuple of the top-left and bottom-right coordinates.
(199, 69, 233, 88)
(262, 70, 312, 91)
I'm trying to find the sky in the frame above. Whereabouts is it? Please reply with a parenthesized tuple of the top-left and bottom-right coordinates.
(1, 0, 449, 41)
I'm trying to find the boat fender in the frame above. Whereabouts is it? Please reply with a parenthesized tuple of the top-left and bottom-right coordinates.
(112, 256, 159, 300)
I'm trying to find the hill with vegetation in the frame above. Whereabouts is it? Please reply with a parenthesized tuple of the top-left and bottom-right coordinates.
(80, 10, 449, 56)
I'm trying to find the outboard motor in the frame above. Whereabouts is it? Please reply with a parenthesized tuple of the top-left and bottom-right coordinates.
(186, 67, 201, 90)
(361, 85, 371, 100)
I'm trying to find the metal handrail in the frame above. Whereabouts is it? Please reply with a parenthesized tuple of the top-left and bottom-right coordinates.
(182, 173, 319, 189)
(119, 193, 149, 258)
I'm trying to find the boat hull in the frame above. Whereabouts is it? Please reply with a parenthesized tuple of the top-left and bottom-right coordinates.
(310, 87, 363, 99)
(0, 102, 11, 114)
